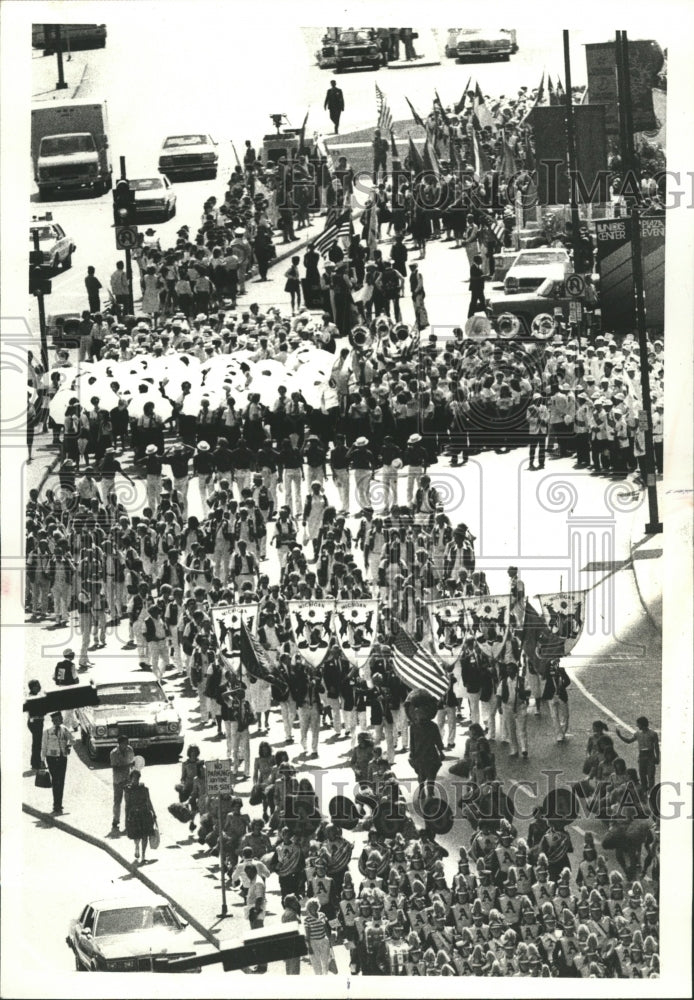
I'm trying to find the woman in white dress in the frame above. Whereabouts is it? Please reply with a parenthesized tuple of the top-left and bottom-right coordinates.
(302, 481, 328, 563)
(141, 266, 163, 320)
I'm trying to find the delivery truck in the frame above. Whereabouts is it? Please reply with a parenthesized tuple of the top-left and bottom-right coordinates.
(31, 99, 111, 199)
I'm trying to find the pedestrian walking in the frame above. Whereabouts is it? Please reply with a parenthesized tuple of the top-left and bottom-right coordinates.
(467, 254, 487, 317)
(41, 710, 73, 814)
(245, 865, 268, 972)
(281, 894, 303, 974)
(110, 733, 135, 833)
(52, 648, 79, 729)
(84, 265, 102, 313)
(324, 79, 345, 135)
(615, 717, 660, 792)
(124, 769, 157, 865)
(284, 256, 302, 314)
(110, 261, 130, 316)
(304, 899, 334, 974)
(26, 679, 44, 771)
(542, 660, 571, 743)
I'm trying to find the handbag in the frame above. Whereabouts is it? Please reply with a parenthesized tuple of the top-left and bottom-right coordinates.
(249, 783, 265, 807)
(35, 768, 52, 788)
(149, 824, 160, 850)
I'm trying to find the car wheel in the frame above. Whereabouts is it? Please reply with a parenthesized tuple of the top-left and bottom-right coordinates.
(52, 255, 60, 273)
(86, 734, 102, 761)
(74, 954, 85, 971)
(167, 743, 185, 762)
(63, 252, 72, 271)
(169, 203, 176, 220)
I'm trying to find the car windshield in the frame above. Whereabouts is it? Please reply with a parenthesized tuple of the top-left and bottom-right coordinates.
(515, 251, 566, 266)
(340, 31, 370, 43)
(130, 178, 164, 191)
(30, 226, 54, 242)
(95, 905, 179, 936)
(40, 134, 95, 156)
(96, 682, 165, 705)
(164, 135, 206, 148)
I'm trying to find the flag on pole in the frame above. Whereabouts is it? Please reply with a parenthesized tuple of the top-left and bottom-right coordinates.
(521, 71, 545, 124)
(313, 208, 351, 258)
(375, 82, 393, 133)
(405, 95, 426, 129)
(473, 82, 496, 131)
(390, 626, 449, 701)
(454, 76, 472, 114)
(555, 78, 566, 104)
(389, 129, 401, 163)
(298, 110, 309, 154)
(406, 133, 424, 174)
(422, 137, 441, 177)
(231, 141, 242, 168)
(434, 89, 450, 128)
(547, 75, 556, 105)
(499, 129, 518, 181)
(472, 127, 491, 176)
(238, 619, 276, 683)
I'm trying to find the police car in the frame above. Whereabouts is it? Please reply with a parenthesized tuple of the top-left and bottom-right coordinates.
(30, 213, 76, 271)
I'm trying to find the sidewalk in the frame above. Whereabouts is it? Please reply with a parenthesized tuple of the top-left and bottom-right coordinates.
(32, 51, 87, 101)
(628, 484, 678, 636)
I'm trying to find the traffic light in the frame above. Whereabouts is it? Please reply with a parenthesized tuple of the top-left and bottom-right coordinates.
(29, 256, 52, 296)
(112, 178, 136, 227)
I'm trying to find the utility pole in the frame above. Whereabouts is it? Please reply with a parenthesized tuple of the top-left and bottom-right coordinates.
(54, 25, 68, 90)
(118, 156, 135, 316)
(31, 230, 50, 370)
(630, 206, 662, 535)
(562, 31, 581, 267)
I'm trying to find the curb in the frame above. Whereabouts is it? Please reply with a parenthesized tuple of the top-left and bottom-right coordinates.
(628, 506, 663, 637)
(22, 801, 221, 949)
(71, 58, 88, 99)
(387, 60, 441, 69)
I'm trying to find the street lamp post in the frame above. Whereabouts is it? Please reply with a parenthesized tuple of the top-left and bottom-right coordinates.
(630, 205, 662, 535)
(54, 26, 68, 91)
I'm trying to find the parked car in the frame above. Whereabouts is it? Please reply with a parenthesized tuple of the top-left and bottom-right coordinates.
(66, 892, 201, 972)
(158, 134, 218, 179)
(490, 275, 594, 335)
(30, 214, 75, 271)
(503, 248, 572, 295)
(75, 678, 184, 761)
(130, 176, 177, 221)
(445, 28, 518, 61)
(334, 28, 382, 72)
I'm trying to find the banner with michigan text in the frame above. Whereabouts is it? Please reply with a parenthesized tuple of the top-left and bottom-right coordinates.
(462, 594, 512, 659)
(210, 603, 259, 656)
(534, 591, 588, 655)
(288, 600, 335, 669)
(334, 600, 379, 669)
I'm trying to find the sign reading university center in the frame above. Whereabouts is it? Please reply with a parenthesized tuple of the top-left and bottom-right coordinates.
(288, 600, 335, 668)
(334, 600, 379, 668)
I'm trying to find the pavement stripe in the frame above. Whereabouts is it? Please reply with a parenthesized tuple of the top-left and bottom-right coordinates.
(22, 801, 221, 949)
(569, 673, 634, 733)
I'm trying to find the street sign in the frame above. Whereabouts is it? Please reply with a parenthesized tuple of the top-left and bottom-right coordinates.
(566, 273, 586, 298)
(205, 759, 234, 796)
(568, 300, 583, 324)
(115, 225, 139, 250)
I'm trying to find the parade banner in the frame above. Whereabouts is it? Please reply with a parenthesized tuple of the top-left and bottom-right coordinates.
(334, 600, 379, 668)
(426, 599, 467, 666)
(462, 594, 512, 658)
(535, 591, 587, 655)
(288, 600, 335, 669)
(210, 603, 259, 656)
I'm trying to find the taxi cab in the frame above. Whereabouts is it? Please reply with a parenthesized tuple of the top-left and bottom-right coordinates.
(30, 213, 76, 271)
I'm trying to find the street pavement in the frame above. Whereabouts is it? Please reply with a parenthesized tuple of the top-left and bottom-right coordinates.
(19, 220, 664, 965)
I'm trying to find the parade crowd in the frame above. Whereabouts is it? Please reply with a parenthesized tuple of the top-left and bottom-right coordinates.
(25, 76, 663, 979)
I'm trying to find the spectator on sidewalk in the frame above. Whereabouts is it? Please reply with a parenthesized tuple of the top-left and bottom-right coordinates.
(41, 710, 73, 815)
(110, 733, 135, 833)
(85, 266, 102, 313)
(26, 679, 44, 772)
(245, 864, 268, 972)
(124, 768, 157, 865)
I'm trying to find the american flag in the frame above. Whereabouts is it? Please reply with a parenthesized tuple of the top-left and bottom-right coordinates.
(313, 208, 351, 257)
(490, 217, 506, 242)
(375, 82, 393, 133)
(390, 627, 449, 701)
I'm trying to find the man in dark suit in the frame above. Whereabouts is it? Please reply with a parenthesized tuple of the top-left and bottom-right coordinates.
(324, 80, 345, 135)
(467, 253, 487, 317)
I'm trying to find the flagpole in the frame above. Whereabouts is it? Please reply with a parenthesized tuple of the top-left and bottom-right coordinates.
(562, 30, 582, 268)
